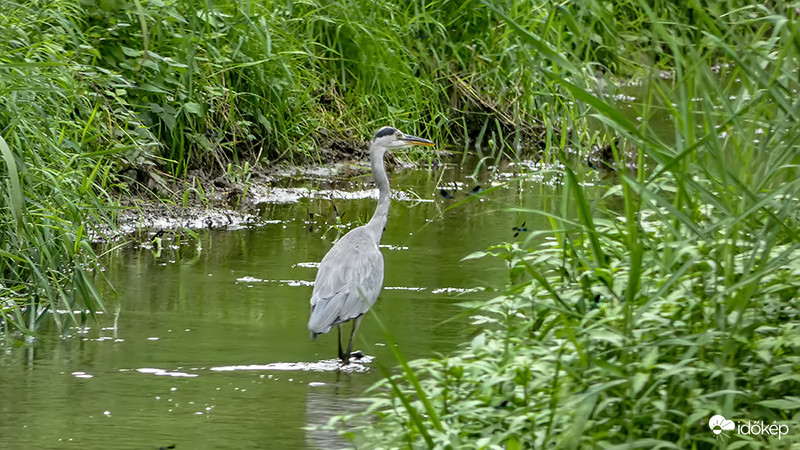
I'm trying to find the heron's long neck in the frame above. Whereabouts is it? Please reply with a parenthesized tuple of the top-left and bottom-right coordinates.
(366, 149, 390, 241)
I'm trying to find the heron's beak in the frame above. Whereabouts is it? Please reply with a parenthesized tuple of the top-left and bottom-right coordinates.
(401, 134, 435, 147)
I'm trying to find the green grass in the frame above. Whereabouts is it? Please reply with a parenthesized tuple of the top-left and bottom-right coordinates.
(0, 1, 128, 336)
(63, 0, 553, 173)
(329, 1, 800, 448)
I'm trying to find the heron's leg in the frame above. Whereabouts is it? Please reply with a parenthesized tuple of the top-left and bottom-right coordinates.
(345, 316, 364, 361)
(337, 324, 346, 361)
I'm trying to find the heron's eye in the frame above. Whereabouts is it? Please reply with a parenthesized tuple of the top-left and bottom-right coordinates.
(395, 131, 403, 139)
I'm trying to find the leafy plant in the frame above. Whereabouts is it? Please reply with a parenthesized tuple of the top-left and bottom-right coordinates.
(336, 0, 800, 447)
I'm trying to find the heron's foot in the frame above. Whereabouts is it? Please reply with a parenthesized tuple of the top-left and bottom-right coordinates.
(338, 351, 364, 366)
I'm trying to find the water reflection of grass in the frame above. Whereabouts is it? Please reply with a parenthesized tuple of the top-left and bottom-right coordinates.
(331, 2, 800, 447)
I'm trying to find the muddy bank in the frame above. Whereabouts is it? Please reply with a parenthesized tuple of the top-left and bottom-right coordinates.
(105, 113, 554, 240)
(108, 151, 439, 240)
(106, 117, 573, 240)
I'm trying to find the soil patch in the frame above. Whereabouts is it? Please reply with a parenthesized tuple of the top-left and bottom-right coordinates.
(108, 132, 415, 238)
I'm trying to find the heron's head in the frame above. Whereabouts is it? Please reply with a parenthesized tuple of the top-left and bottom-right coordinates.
(371, 126, 434, 153)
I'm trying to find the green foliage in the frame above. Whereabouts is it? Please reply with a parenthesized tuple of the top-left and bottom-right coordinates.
(335, 0, 800, 447)
(2, 0, 566, 177)
(1, 16, 798, 439)
(0, 1, 135, 335)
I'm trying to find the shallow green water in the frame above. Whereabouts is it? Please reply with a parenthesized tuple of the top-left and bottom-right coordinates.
(0, 159, 593, 449)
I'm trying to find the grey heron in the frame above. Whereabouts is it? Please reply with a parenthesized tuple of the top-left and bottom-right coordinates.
(308, 126, 434, 364)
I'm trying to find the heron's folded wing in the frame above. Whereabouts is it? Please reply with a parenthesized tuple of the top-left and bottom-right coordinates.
(308, 231, 384, 334)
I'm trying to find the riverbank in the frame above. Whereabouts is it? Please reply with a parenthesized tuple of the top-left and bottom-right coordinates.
(106, 140, 455, 238)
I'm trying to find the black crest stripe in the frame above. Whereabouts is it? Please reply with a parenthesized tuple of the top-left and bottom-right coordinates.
(373, 127, 397, 140)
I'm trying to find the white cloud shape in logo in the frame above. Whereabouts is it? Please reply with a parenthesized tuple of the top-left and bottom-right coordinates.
(709, 415, 735, 435)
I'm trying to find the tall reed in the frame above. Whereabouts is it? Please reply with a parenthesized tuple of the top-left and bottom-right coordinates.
(0, 0, 132, 335)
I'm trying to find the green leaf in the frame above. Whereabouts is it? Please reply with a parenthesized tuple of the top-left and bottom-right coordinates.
(506, 436, 521, 450)
(631, 372, 649, 396)
(756, 398, 800, 410)
(121, 46, 141, 57)
(0, 136, 24, 227)
(183, 102, 204, 117)
(471, 333, 486, 351)
(462, 251, 488, 261)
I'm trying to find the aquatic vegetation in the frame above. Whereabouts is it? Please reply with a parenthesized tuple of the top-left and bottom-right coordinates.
(333, 0, 800, 447)
(0, 131, 110, 336)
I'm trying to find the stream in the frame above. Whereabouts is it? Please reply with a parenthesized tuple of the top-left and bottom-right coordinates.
(0, 157, 598, 449)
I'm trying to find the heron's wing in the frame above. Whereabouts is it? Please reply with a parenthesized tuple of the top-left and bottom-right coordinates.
(308, 228, 384, 335)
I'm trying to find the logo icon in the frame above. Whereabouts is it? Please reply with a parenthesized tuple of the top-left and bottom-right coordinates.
(709, 415, 736, 440)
